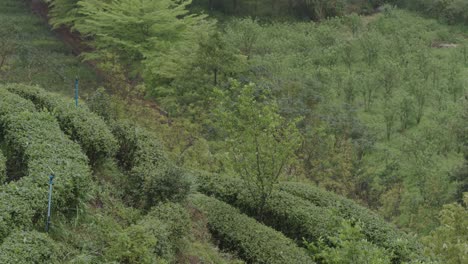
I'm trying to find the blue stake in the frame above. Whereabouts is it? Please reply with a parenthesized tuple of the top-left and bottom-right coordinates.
(74, 77, 79, 107)
(46, 174, 55, 232)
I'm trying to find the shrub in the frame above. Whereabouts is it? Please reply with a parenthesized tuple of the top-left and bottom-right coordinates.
(105, 202, 191, 263)
(147, 202, 191, 255)
(190, 193, 314, 264)
(112, 121, 191, 208)
(5, 83, 118, 164)
(0, 230, 64, 264)
(111, 121, 167, 171)
(279, 182, 423, 262)
(196, 172, 340, 245)
(86, 87, 117, 122)
(3, 111, 91, 209)
(0, 179, 45, 242)
(0, 150, 5, 183)
(105, 218, 169, 264)
(0, 88, 36, 138)
(305, 220, 393, 264)
(0, 109, 91, 241)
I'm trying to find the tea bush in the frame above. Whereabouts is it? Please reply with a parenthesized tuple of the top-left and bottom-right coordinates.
(279, 182, 423, 262)
(105, 202, 191, 263)
(190, 193, 314, 264)
(196, 173, 340, 244)
(0, 230, 64, 264)
(0, 179, 44, 242)
(3, 111, 91, 210)
(112, 121, 191, 208)
(5, 83, 117, 164)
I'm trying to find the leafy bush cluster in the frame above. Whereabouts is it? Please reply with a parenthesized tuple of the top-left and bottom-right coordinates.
(305, 220, 393, 264)
(196, 173, 424, 263)
(192, 0, 387, 20)
(3, 111, 91, 210)
(422, 193, 468, 264)
(0, 89, 47, 241)
(0, 88, 36, 136)
(196, 172, 340, 244)
(5, 83, 118, 164)
(112, 121, 191, 208)
(279, 182, 423, 262)
(190, 193, 313, 264)
(0, 86, 91, 242)
(105, 202, 191, 263)
(396, 0, 468, 25)
(0, 150, 5, 184)
(0, 231, 64, 264)
(0, 180, 45, 242)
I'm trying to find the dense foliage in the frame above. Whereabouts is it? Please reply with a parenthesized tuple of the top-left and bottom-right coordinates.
(0, 85, 91, 240)
(105, 202, 191, 263)
(0, 150, 5, 184)
(422, 193, 468, 264)
(397, 0, 468, 25)
(214, 81, 302, 217)
(45, 0, 214, 99)
(1, 0, 467, 262)
(112, 121, 191, 208)
(0, 180, 44, 243)
(5, 83, 118, 164)
(197, 172, 339, 242)
(196, 172, 420, 262)
(191, 0, 388, 20)
(190, 193, 313, 264)
(279, 182, 423, 262)
(0, 231, 63, 264)
(305, 220, 393, 264)
(204, 10, 466, 235)
(2, 109, 91, 210)
(0, 89, 46, 241)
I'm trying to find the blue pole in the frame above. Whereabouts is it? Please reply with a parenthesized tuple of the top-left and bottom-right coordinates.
(46, 174, 55, 232)
(74, 77, 79, 107)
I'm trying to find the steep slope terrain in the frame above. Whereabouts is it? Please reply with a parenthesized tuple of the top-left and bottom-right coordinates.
(1, 0, 467, 263)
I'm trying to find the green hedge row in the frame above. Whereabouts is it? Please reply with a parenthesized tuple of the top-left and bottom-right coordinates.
(5, 83, 117, 164)
(112, 121, 191, 208)
(0, 178, 45, 242)
(0, 88, 36, 137)
(279, 182, 423, 262)
(0, 89, 44, 241)
(0, 230, 63, 264)
(196, 172, 340, 244)
(0, 111, 91, 241)
(190, 193, 314, 264)
(0, 151, 5, 184)
(105, 202, 191, 263)
(0, 89, 91, 241)
(3, 111, 91, 209)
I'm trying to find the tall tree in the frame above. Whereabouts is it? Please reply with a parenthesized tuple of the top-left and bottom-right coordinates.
(215, 81, 302, 218)
(422, 194, 468, 264)
(74, 0, 213, 94)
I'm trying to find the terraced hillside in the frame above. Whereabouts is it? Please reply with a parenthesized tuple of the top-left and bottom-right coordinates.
(1, 0, 467, 263)
(0, 83, 427, 263)
(0, 84, 432, 263)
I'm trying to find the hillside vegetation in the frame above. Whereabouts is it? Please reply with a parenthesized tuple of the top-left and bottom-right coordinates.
(0, 0, 467, 263)
(0, 82, 428, 263)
